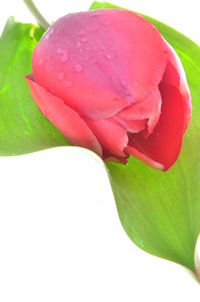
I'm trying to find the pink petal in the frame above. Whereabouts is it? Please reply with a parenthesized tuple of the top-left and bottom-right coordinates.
(162, 43, 191, 131)
(25, 74, 102, 156)
(161, 60, 180, 88)
(111, 116, 146, 133)
(126, 84, 186, 171)
(119, 87, 162, 135)
(125, 145, 164, 170)
(32, 9, 167, 120)
(86, 119, 128, 158)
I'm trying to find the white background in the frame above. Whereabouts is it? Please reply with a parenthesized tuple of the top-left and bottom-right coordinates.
(0, 1, 200, 301)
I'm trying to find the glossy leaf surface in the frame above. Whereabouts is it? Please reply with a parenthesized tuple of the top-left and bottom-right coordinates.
(90, 2, 200, 274)
(0, 3, 200, 278)
(0, 18, 69, 155)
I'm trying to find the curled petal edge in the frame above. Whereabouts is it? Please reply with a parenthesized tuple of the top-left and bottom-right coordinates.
(125, 145, 164, 170)
(25, 74, 103, 157)
(163, 39, 192, 132)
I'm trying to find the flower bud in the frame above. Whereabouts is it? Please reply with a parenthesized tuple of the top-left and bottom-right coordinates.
(25, 9, 191, 171)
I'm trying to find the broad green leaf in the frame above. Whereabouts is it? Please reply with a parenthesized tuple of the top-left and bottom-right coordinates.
(0, 3, 200, 279)
(90, 2, 200, 275)
(0, 17, 69, 155)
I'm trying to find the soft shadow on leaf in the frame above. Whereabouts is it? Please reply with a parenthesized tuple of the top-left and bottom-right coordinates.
(90, 1, 200, 276)
(0, 17, 69, 155)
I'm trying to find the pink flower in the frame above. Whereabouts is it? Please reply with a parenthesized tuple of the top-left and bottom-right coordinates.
(25, 9, 191, 171)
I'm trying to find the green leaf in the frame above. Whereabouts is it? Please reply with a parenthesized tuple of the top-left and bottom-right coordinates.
(0, 17, 69, 156)
(0, 3, 200, 278)
(90, 2, 200, 275)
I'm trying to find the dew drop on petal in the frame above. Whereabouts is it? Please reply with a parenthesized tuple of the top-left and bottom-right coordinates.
(105, 53, 115, 60)
(57, 72, 65, 81)
(57, 48, 69, 63)
(60, 53, 69, 63)
(77, 41, 82, 48)
(39, 59, 44, 66)
(74, 64, 83, 73)
(77, 30, 87, 36)
(57, 48, 64, 54)
(80, 36, 88, 43)
(121, 81, 127, 87)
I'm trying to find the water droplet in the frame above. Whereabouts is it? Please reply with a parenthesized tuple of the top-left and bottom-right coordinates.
(77, 41, 82, 48)
(92, 46, 98, 52)
(57, 72, 65, 81)
(39, 59, 44, 66)
(74, 64, 83, 73)
(57, 48, 67, 54)
(80, 36, 88, 43)
(57, 48, 63, 54)
(66, 80, 73, 88)
(29, 27, 35, 39)
(77, 30, 87, 36)
(105, 53, 114, 60)
(121, 81, 127, 88)
(60, 53, 68, 63)
(57, 48, 69, 64)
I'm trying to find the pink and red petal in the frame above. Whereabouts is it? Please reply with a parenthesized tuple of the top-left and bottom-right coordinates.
(162, 42, 191, 131)
(126, 84, 186, 171)
(119, 87, 162, 135)
(125, 145, 164, 170)
(25, 74, 102, 156)
(111, 116, 146, 133)
(86, 119, 128, 158)
(32, 9, 167, 120)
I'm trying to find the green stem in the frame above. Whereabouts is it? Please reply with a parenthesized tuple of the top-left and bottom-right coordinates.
(23, 0, 50, 30)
